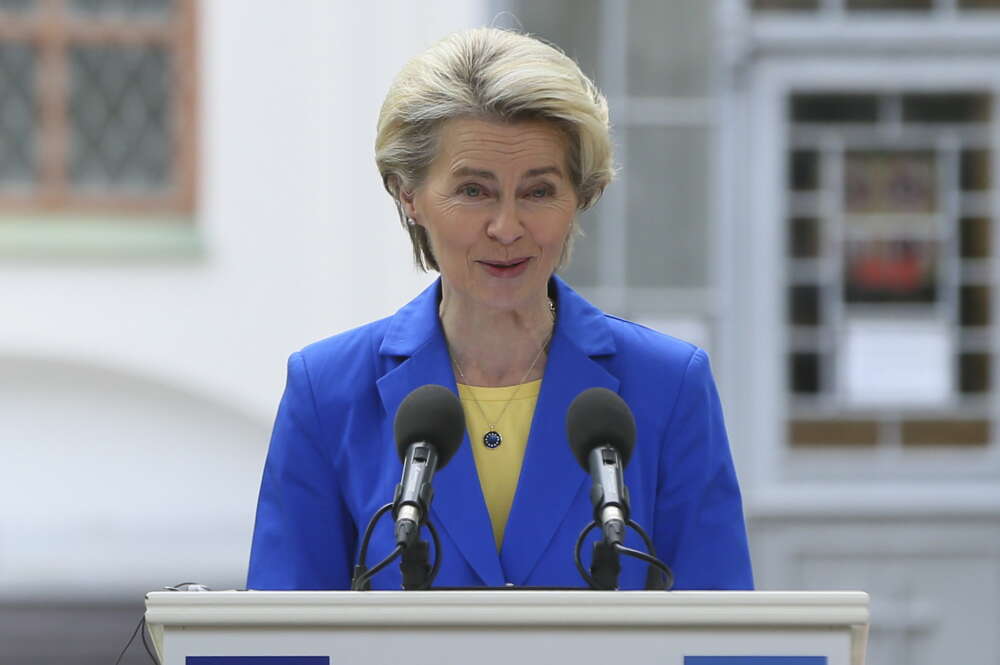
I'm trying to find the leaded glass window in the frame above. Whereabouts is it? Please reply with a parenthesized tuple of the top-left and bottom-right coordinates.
(0, 0, 195, 213)
(69, 45, 170, 191)
(71, 0, 171, 17)
(0, 44, 37, 189)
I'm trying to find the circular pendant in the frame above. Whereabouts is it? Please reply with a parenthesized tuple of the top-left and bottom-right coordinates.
(483, 430, 502, 449)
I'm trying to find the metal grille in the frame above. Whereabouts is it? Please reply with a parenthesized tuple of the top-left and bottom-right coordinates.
(68, 45, 170, 192)
(753, 0, 1000, 10)
(0, 44, 36, 188)
(786, 91, 996, 447)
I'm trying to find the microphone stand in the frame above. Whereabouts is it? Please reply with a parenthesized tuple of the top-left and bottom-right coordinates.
(352, 503, 442, 591)
(589, 540, 621, 590)
(573, 519, 674, 591)
(399, 539, 431, 590)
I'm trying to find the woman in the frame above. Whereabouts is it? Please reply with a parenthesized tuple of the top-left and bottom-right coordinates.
(247, 28, 752, 590)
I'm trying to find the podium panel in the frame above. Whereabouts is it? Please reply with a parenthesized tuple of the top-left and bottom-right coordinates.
(145, 591, 869, 665)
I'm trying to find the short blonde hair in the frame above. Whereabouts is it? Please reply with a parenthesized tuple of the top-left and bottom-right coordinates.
(375, 27, 614, 272)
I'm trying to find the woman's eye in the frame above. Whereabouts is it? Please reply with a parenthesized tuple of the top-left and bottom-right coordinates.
(528, 186, 552, 198)
(460, 184, 484, 198)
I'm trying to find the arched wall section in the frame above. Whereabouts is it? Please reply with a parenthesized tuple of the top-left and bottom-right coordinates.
(1, 355, 270, 599)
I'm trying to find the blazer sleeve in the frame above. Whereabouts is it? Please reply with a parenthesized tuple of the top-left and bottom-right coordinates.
(246, 351, 357, 590)
(653, 348, 754, 590)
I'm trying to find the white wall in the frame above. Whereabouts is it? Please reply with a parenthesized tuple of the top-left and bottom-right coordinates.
(0, 0, 488, 599)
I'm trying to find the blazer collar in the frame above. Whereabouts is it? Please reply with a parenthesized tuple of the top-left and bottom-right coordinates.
(376, 275, 618, 586)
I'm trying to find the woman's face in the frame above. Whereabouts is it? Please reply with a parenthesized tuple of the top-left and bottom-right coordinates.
(402, 116, 578, 313)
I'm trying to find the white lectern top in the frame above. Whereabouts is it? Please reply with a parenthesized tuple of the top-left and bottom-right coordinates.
(146, 590, 869, 665)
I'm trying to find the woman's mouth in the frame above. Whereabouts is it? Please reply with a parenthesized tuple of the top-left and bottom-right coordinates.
(478, 257, 532, 278)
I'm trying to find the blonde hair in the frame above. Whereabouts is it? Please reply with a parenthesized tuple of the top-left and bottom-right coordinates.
(375, 27, 614, 271)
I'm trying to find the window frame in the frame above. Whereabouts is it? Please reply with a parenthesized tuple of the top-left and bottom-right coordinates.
(0, 0, 197, 216)
(741, 57, 1000, 488)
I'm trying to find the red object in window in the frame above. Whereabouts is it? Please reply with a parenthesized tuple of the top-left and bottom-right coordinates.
(849, 243, 926, 293)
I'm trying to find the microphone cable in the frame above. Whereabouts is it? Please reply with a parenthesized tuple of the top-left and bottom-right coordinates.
(573, 518, 674, 591)
(118, 582, 212, 664)
(351, 502, 443, 590)
(352, 502, 395, 589)
(352, 543, 404, 591)
(114, 612, 159, 665)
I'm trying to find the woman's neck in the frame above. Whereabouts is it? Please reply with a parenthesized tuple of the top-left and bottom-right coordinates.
(439, 284, 555, 388)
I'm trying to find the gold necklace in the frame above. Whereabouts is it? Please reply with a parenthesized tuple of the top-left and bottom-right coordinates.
(449, 299, 556, 449)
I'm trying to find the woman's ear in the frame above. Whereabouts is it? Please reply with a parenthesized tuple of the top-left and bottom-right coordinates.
(399, 188, 418, 223)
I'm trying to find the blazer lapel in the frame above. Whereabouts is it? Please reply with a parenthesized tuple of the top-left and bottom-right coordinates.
(499, 277, 619, 584)
(376, 280, 504, 587)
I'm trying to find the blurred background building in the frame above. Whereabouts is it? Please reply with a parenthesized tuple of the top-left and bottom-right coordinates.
(2, 0, 999, 663)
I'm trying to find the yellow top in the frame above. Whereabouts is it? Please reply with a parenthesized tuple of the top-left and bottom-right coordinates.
(456, 379, 541, 550)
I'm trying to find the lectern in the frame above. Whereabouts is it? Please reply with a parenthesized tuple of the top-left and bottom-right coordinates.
(145, 590, 869, 665)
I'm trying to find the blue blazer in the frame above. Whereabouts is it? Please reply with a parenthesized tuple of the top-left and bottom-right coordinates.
(247, 277, 753, 590)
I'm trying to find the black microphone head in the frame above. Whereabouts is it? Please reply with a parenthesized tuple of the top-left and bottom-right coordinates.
(566, 387, 636, 470)
(393, 384, 465, 469)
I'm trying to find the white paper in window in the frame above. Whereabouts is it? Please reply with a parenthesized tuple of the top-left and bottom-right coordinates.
(841, 317, 952, 406)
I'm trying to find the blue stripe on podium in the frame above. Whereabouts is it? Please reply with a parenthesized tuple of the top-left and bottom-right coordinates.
(685, 658, 826, 665)
(187, 658, 329, 664)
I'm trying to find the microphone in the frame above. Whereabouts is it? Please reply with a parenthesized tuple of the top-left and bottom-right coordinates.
(566, 387, 636, 546)
(392, 385, 465, 548)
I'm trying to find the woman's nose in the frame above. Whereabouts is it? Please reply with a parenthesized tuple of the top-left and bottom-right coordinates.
(486, 198, 524, 245)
